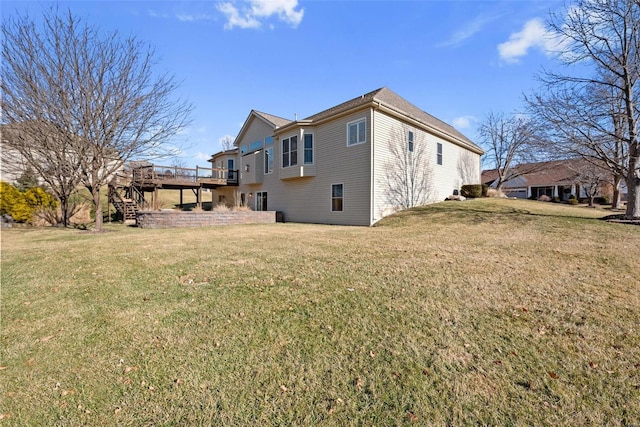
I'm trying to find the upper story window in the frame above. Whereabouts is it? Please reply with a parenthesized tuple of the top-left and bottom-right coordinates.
(347, 118, 366, 146)
(265, 136, 274, 146)
(227, 159, 234, 170)
(304, 133, 313, 164)
(250, 140, 263, 151)
(282, 135, 298, 168)
(264, 146, 274, 174)
(408, 131, 414, 153)
(437, 142, 443, 165)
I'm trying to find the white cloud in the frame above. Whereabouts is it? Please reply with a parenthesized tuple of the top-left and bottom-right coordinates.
(195, 151, 211, 161)
(217, 2, 260, 29)
(176, 13, 215, 22)
(438, 13, 507, 48)
(147, 9, 169, 19)
(217, 0, 304, 30)
(498, 18, 559, 63)
(452, 115, 478, 129)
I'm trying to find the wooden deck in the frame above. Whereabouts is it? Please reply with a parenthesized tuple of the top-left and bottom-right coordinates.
(131, 164, 238, 191)
(109, 163, 239, 214)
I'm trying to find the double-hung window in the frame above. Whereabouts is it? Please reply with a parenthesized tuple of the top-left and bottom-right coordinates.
(331, 184, 343, 212)
(264, 147, 274, 174)
(282, 135, 298, 168)
(347, 118, 366, 146)
(408, 131, 414, 153)
(437, 143, 443, 165)
(304, 134, 313, 164)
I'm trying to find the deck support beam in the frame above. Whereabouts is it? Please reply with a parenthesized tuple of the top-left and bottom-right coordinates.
(153, 186, 159, 210)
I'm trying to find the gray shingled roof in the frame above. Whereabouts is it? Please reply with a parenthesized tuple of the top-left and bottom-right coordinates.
(253, 110, 292, 129)
(304, 87, 480, 150)
(481, 158, 607, 187)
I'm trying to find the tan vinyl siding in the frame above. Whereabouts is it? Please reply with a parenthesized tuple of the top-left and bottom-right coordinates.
(371, 109, 481, 222)
(278, 127, 317, 180)
(230, 94, 479, 225)
(237, 109, 372, 225)
(237, 116, 272, 185)
(310, 109, 371, 225)
(211, 187, 240, 208)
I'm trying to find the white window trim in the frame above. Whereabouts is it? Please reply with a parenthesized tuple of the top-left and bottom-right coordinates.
(408, 130, 414, 153)
(264, 146, 274, 175)
(281, 134, 298, 168)
(303, 132, 314, 165)
(256, 191, 267, 211)
(331, 183, 344, 213)
(346, 118, 366, 147)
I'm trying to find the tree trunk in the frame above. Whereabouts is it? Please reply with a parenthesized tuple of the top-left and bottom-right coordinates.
(59, 196, 69, 227)
(93, 186, 103, 231)
(626, 152, 640, 218)
(626, 177, 640, 219)
(612, 174, 622, 210)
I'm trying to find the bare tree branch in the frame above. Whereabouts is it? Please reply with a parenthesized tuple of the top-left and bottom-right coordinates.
(531, 0, 639, 218)
(1, 6, 193, 230)
(478, 111, 543, 190)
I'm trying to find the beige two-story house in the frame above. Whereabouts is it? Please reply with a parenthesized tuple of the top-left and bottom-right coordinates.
(209, 87, 483, 226)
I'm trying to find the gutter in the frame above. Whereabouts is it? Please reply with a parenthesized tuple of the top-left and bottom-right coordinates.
(274, 101, 483, 155)
(375, 103, 484, 155)
(273, 119, 313, 135)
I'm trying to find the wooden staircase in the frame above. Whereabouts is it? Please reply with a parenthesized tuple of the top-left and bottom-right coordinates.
(109, 184, 142, 222)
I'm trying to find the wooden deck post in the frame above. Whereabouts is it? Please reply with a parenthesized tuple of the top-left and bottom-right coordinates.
(197, 185, 202, 209)
(154, 186, 159, 210)
(180, 189, 183, 207)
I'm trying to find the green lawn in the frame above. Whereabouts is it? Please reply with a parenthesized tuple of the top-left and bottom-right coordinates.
(1, 199, 639, 425)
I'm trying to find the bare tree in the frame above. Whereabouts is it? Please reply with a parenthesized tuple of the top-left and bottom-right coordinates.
(1, 123, 84, 226)
(478, 111, 543, 190)
(528, 74, 630, 208)
(570, 161, 611, 207)
(457, 150, 480, 187)
(1, 7, 193, 230)
(384, 124, 434, 209)
(528, 0, 640, 218)
(220, 135, 235, 151)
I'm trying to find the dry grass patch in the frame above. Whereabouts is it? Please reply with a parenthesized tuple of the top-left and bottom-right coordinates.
(1, 198, 639, 425)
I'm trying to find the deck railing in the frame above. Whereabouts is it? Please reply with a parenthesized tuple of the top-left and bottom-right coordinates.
(132, 165, 238, 185)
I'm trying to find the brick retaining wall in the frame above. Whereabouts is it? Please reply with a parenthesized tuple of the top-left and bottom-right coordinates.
(136, 210, 276, 228)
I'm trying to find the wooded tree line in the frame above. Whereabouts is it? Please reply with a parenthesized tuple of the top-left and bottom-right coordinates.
(479, 0, 639, 219)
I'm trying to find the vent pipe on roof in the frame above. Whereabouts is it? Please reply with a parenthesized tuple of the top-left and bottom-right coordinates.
(295, 113, 298, 121)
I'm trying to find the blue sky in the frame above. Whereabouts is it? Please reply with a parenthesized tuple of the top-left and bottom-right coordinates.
(4, 0, 568, 167)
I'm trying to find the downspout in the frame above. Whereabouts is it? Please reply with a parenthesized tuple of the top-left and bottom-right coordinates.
(370, 102, 380, 225)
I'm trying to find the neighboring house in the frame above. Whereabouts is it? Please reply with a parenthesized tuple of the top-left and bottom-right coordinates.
(1, 123, 124, 187)
(210, 87, 483, 226)
(481, 159, 618, 201)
